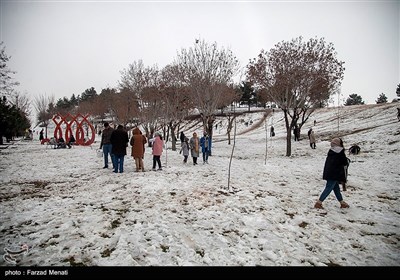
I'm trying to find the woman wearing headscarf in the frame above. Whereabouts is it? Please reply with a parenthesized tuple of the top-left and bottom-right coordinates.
(314, 137, 350, 210)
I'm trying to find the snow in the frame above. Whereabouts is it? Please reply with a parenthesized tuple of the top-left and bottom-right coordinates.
(0, 102, 399, 267)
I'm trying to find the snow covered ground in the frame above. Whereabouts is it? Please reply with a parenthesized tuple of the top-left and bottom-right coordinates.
(0, 102, 399, 267)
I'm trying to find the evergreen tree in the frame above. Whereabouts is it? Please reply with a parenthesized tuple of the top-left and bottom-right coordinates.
(0, 96, 30, 144)
(345, 94, 365, 106)
(239, 81, 256, 111)
(376, 93, 387, 104)
(80, 87, 97, 102)
(0, 42, 27, 144)
(70, 94, 79, 106)
(396, 84, 400, 98)
(0, 42, 19, 96)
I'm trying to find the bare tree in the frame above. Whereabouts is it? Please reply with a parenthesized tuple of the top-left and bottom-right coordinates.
(247, 36, 345, 156)
(219, 84, 241, 145)
(112, 87, 140, 127)
(0, 42, 19, 97)
(159, 64, 193, 150)
(9, 91, 31, 121)
(119, 60, 159, 139)
(33, 94, 55, 139)
(140, 86, 163, 141)
(96, 87, 118, 123)
(175, 39, 240, 139)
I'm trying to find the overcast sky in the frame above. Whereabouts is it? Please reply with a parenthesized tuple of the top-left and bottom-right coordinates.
(0, 0, 399, 105)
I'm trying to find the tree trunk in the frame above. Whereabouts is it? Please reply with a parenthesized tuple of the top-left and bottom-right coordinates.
(202, 115, 215, 156)
(168, 121, 178, 151)
(283, 110, 292, 157)
(226, 115, 236, 145)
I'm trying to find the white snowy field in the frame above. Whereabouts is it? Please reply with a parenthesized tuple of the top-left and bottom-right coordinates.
(0, 102, 399, 267)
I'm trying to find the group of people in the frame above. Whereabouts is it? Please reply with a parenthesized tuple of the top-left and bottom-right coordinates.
(48, 135, 75, 149)
(99, 122, 213, 174)
(39, 128, 76, 149)
(99, 123, 129, 173)
(99, 122, 171, 173)
(179, 131, 211, 165)
(98, 121, 354, 211)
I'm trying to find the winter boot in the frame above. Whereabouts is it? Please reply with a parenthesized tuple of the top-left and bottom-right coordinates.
(314, 201, 324, 209)
(340, 201, 350, 208)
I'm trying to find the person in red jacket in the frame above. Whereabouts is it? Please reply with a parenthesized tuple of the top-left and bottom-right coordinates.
(151, 132, 164, 171)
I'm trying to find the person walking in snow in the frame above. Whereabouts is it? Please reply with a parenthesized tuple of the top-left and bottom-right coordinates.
(314, 137, 350, 209)
(200, 131, 211, 164)
(189, 132, 200, 165)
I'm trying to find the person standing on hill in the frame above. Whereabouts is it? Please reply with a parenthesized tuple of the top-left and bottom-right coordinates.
(270, 126, 275, 137)
(180, 131, 186, 143)
(293, 125, 300, 141)
(397, 108, 400, 122)
(308, 128, 316, 149)
(314, 138, 350, 209)
(110, 125, 129, 173)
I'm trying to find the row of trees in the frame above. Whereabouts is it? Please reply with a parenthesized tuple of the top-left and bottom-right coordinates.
(344, 91, 398, 106)
(36, 37, 345, 156)
(2, 38, 398, 155)
(0, 42, 31, 144)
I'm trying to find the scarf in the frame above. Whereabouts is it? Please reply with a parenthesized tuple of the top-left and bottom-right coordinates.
(194, 138, 199, 153)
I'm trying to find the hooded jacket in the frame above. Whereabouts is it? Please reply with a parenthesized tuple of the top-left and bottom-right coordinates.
(322, 139, 349, 182)
(130, 127, 147, 158)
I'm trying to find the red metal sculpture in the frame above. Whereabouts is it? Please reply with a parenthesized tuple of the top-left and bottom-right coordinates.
(52, 113, 95, 146)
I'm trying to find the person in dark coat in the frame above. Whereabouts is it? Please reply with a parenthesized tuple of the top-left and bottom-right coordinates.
(180, 131, 185, 143)
(39, 129, 44, 141)
(110, 125, 129, 173)
(293, 125, 300, 141)
(67, 134, 75, 148)
(397, 108, 400, 122)
(100, 122, 114, 169)
(308, 128, 316, 149)
(200, 131, 211, 164)
(314, 138, 350, 209)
